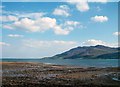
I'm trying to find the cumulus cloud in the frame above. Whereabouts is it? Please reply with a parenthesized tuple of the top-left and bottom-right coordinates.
(0, 15, 18, 22)
(76, 1, 89, 12)
(113, 32, 120, 36)
(67, 0, 89, 12)
(2, 10, 82, 35)
(8, 34, 24, 38)
(12, 17, 56, 32)
(0, 42, 10, 46)
(3, 16, 81, 35)
(67, 0, 108, 12)
(82, 39, 117, 47)
(54, 21, 80, 35)
(17, 12, 44, 19)
(64, 21, 80, 26)
(91, 15, 108, 22)
(53, 5, 70, 17)
(54, 26, 70, 35)
(82, 39, 107, 46)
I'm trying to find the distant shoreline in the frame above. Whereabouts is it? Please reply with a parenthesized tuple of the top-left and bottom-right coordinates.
(1, 58, 119, 68)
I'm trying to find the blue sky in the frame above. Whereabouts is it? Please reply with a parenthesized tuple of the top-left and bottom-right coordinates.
(2, 0, 120, 2)
(1, 1, 119, 58)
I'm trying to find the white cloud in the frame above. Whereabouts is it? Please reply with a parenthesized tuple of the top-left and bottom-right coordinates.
(82, 39, 107, 46)
(64, 21, 80, 26)
(67, 0, 108, 12)
(17, 12, 44, 19)
(76, 1, 89, 12)
(54, 21, 80, 35)
(113, 32, 120, 36)
(53, 5, 70, 17)
(0, 15, 18, 22)
(8, 34, 24, 38)
(0, 42, 10, 46)
(91, 15, 108, 22)
(54, 26, 70, 35)
(9, 17, 56, 32)
(2, 10, 82, 35)
(3, 15, 81, 35)
(82, 39, 117, 47)
(67, 0, 89, 12)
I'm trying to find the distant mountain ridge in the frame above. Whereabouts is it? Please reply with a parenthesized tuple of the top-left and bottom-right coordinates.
(48, 45, 119, 59)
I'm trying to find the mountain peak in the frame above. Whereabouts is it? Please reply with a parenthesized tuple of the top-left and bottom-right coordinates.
(95, 45, 106, 47)
(50, 45, 118, 59)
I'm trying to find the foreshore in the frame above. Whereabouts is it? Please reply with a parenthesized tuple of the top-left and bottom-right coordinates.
(1, 62, 120, 87)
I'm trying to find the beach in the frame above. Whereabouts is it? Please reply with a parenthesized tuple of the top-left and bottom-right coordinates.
(1, 62, 120, 87)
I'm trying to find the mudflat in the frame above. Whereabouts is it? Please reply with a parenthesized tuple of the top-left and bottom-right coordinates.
(1, 62, 120, 87)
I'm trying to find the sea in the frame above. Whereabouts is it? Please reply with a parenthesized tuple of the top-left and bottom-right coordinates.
(1, 58, 120, 68)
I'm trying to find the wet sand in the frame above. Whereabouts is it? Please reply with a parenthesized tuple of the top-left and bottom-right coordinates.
(1, 62, 120, 87)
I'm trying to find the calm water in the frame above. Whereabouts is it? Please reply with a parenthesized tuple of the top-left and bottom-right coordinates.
(2, 58, 119, 68)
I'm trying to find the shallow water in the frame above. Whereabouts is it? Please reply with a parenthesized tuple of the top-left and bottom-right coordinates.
(2, 58, 119, 68)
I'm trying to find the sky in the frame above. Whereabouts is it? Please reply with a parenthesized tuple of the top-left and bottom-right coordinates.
(0, 1, 119, 58)
(1, 0, 120, 2)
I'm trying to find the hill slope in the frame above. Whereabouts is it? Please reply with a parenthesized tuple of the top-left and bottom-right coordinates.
(49, 45, 119, 59)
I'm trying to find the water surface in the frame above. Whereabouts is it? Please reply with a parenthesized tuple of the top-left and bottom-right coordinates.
(2, 58, 119, 68)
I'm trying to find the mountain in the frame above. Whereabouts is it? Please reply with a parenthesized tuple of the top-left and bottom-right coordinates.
(49, 45, 119, 59)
